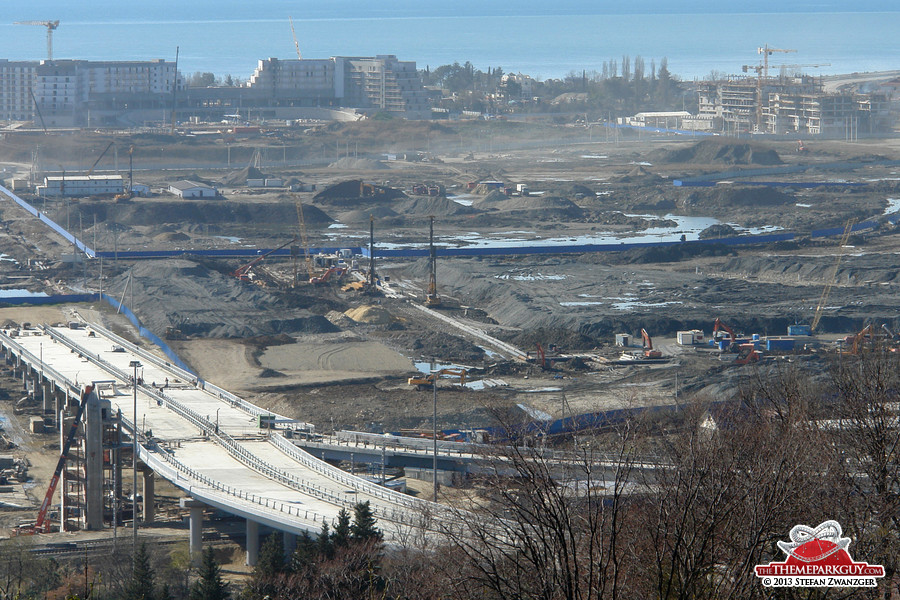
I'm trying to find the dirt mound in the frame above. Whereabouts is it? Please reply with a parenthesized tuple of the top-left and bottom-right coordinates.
(340, 206, 400, 223)
(653, 140, 783, 165)
(108, 258, 339, 339)
(544, 183, 596, 198)
(153, 231, 191, 242)
(221, 166, 266, 186)
(698, 224, 739, 239)
(713, 186, 794, 207)
(475, 195, 585, 219)
(328, 157, 388, 170)
(60, 201, 332, 227)
(314, 180, 406, 205)
(615, 166, 665, 183)
(344, 305, 395, 325)
(394, 196, 477, 217)
(478, 190, 509, 203)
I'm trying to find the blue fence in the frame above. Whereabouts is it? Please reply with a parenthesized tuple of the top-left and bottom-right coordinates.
(0, 290, 193, 372)
(0, 185, 96, 258)
(674, 180, 867, 189)
(99, 292, 194, 374)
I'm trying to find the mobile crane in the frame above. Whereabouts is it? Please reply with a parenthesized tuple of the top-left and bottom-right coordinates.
(19, 385, 93, 534)
(230, 239, 295, 282)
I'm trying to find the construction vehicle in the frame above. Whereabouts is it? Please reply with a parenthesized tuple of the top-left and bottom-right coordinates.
(309, 266, 346, 285)
(641, 328, 663, 359)
(165, 326, 186, 340)
(712, 318, 739, 348)
(19, 385, 92, 534)
(842, 324, 878, 355)
(408, 368, 467, 391)
(230, 239, 294, 282)
(811, 218, 856, 332)
(86, 141, 115, 178)
(114, 146, 135, 201)
(734, 343, 762, 365)
(360, 181, 384, 198)
(426, 216, 441, 307)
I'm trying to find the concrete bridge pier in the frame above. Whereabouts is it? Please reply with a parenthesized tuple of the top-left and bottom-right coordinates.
(180, 498, 206, 564)
(140, 468, 155, 523)
(283, 532, 297, 560)
(246, 519, 259, 566)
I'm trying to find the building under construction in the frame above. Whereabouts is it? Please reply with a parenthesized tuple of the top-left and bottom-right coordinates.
(697, 75, 892, 136)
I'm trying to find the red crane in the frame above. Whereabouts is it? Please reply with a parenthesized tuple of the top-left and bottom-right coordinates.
(230, 239, 295, 282)
(27, 385, 94, 534)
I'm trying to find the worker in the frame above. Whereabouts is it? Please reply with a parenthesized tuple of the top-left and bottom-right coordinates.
(164, 377, 169, 388)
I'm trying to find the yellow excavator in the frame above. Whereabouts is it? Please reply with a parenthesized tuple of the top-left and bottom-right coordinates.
(408, 368, 467, 391)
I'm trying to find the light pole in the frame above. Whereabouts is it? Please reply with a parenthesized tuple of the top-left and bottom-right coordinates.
(129, 359, 142, 565)
(432, 369, 438, 502)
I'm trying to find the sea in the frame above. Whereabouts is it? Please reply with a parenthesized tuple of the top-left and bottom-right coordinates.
(0, 0, 897, 82)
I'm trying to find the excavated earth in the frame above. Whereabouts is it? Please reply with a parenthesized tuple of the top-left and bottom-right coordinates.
(3, 128, 900, 434)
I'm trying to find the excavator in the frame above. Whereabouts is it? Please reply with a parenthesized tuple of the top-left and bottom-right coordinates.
(230, 238, 295, 282)
(712, 318, 739, 349)
(733, 343, 762, 365)
(309, 266, 346, 285)
(18, 385, 93, 534)
(408, 368, 468, 391)
(641, 328, 663, 359)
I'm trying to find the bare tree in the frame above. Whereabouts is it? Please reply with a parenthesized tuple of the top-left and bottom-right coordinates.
(437, 418, 641, 600)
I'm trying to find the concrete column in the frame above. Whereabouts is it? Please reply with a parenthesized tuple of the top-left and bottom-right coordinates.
(42, 382, 49, 414)
(283, 532, 297, 560)
(180, 498, 205, 565)
(141, 469, 155, 523)
(245, 519, 259, 566)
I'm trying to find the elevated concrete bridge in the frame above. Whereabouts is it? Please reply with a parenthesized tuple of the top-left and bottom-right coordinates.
(0, 321, 453, 563)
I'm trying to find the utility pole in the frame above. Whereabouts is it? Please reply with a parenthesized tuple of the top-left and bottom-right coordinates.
(129, 360, 142, 565)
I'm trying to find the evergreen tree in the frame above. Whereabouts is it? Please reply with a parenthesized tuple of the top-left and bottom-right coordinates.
(290, 530, 318, 572)
(124, 542, 156, 600)
(332, 508, 351, 548)
(317, 522, 334, 560)
(157, 583, 174, 600)
(254, 533, 284, 577)
(189, 547, 229, 600)
(351, 501, 382, 542)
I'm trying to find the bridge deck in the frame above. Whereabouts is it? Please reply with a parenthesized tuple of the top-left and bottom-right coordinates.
(1, 324, 434, 538)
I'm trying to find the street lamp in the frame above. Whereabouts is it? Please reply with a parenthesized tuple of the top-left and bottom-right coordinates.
(431, 368, 438, 502)
(129, 360, 142, 565)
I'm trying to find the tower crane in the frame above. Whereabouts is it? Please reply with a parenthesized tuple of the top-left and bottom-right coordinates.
(742, 60, 829, 132)
(757, 45, 796, 80)
(15, 20, 59, 61)
(289, 16, 302, 60)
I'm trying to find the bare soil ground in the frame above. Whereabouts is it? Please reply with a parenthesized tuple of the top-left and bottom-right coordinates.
(0, 125, 898, 440)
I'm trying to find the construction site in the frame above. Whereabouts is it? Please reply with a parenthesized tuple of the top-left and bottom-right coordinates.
(0, 105, 899, 573)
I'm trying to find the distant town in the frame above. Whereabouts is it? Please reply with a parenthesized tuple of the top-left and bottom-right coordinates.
(0, 52, 897, 136)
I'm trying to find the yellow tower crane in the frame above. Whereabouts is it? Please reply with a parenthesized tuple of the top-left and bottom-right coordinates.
(757, 45, 796, 80)
(15, 20, 59, 60)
